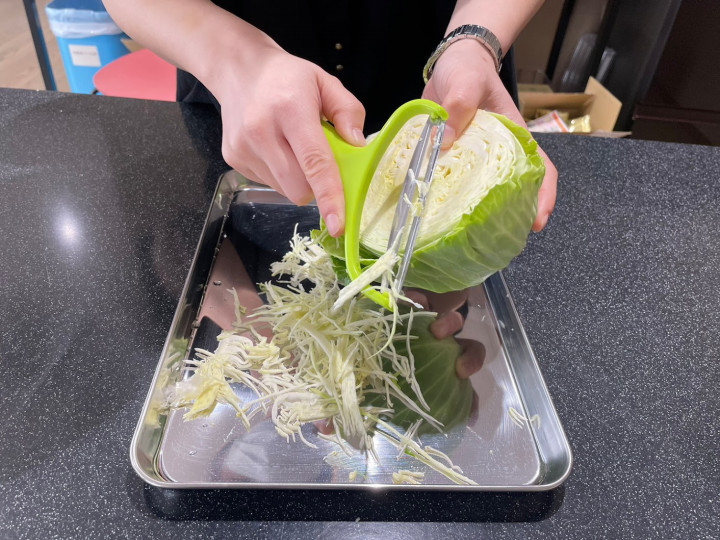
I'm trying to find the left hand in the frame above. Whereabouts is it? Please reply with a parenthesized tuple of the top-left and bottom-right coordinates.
(422, 40, 557, 232)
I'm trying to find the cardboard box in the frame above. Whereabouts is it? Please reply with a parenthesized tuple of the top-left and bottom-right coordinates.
(519, 77, 624, 135)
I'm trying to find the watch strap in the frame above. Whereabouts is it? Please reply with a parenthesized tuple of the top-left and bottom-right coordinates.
(423, 24, 503, 83)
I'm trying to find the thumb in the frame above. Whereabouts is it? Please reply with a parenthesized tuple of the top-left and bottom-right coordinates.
(318, 73, 366, 146)
(439, 86, 482, 150)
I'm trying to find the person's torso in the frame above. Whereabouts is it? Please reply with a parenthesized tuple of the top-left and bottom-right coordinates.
(180, 1, 517, 132)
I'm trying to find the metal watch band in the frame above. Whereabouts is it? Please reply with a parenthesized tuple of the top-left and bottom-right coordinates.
(423, 24, 503, 83)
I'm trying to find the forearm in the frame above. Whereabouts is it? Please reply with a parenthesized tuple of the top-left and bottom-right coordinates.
(102, 0, 275, 93)
(447, 0, 545, 54)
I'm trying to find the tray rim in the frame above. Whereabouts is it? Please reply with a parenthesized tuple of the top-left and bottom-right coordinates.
(129, 171, 573, 492)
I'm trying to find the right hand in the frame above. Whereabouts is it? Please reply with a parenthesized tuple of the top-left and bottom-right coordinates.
(404, 289, 486, 380)
(209, 43, 366, 237)
(423, 39, 557, 232)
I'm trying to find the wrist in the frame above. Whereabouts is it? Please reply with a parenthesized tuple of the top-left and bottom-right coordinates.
(189, 11, 279, 100)
(446, 0, 544, 54)
(436, 39, 498, 74)
(423, 24, 502, 83)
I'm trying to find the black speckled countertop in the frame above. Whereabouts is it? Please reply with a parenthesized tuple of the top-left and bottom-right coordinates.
(0, 88, 718, 539)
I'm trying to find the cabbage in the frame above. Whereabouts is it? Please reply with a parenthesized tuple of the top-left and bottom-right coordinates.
(323, 110, 545, 292)
(366, 308, 473, 433)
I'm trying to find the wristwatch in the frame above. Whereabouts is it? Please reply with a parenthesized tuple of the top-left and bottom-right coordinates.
(423, 24, 503, 84)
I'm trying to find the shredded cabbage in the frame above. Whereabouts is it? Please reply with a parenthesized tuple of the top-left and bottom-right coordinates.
(509, 406, 541, 429)
(392, 470, 424, 485)
(169, 230, 475, 484)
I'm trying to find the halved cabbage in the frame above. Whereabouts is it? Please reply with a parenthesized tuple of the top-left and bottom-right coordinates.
(323, 110, 545, 293)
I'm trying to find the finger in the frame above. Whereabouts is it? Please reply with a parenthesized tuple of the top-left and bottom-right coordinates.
(533, 146, 558, 232)
(223, 122, 288, 196)
(261, 135, 315, 206)
(455, 339, 486, 379)
(484, 89, 557, 231)
(319, 74, 366, 147)
(314, 418, 334, 435)
(438, 80, 483, 149)
(430, 311, 464, 340)
(228, 159, 284, 195)
(422, 289, 469, 314)
(245, 161, 287, 197)
(284, 119, 346, 237)
(403, 289, 431, 311)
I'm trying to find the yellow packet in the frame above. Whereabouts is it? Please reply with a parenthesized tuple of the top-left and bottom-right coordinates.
(568, 115, 592, 133)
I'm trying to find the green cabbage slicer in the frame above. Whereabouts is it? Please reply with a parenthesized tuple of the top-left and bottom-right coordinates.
(322, 99, 448, 311)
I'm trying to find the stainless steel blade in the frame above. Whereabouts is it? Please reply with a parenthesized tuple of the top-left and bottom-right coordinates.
(395, 119, 445, 291)
(386, 118, 433, 254)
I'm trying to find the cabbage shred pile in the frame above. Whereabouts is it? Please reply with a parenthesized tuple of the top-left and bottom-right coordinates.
(170, 230, 476, 484)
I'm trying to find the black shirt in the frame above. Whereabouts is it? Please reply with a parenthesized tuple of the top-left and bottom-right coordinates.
(178, 0, 517, 132)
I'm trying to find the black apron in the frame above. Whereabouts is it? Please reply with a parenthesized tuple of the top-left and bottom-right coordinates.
(178, 0, 518, 133)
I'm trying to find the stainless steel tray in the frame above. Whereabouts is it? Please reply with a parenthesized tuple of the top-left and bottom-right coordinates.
(130, 171, 572, 491)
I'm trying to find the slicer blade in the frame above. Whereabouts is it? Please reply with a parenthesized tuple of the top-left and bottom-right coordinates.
(386, 116, 446, 292)
(386, 119, 433, 250)
(322, 99, 448, 311)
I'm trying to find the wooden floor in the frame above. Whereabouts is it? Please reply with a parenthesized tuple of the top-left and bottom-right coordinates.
(0, 0, 69, 91)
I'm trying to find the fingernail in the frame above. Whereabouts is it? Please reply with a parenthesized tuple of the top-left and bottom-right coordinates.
(441, 126, 455, 149)
(326, 213, 341, 237)
(430, 314, 453, 339)
(430, 319, 446, 340)
(431, 311, 464, 339)
(456, 355, 470, 379)
(456, 353, 480, 380)
(352, 128, 366, 146)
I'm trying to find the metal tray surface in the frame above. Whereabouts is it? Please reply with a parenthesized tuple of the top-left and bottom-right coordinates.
(130, 171, 572, 491)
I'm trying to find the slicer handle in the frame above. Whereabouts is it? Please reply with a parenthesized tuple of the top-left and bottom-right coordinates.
(322, 100, 448, 311)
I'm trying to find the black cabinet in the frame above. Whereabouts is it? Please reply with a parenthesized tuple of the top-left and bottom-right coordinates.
(632, 0, 720, 145)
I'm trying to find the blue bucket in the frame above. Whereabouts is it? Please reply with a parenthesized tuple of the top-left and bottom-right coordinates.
(46, 0, 129, 94)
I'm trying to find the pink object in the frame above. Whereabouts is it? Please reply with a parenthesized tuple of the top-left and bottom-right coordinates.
(93, 49, 176, 102)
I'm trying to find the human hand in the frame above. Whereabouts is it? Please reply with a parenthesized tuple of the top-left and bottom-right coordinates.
(404, 289, 485, 380)
(422, 40, 557, 232)
(209, 43, 366, 237)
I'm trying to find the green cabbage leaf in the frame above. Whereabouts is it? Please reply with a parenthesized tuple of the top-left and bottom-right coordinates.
(366, 309, 474, 433)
